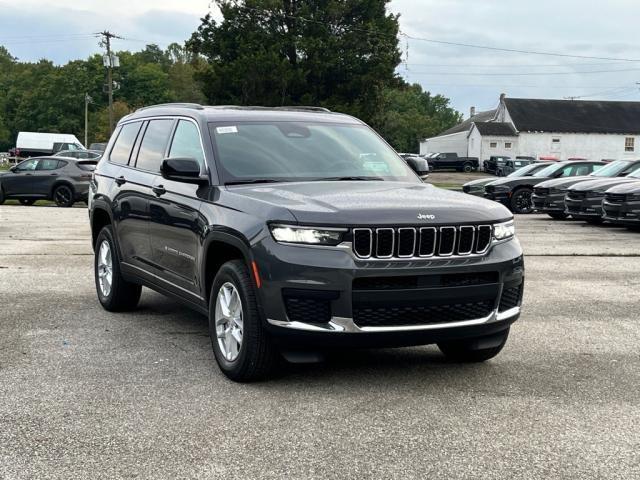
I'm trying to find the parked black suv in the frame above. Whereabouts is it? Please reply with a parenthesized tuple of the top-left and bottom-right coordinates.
(533, 160, 640, 219)
(484, 160, 605, 214)
(0, 156, 96, 207)
(89, 104, 524, 381)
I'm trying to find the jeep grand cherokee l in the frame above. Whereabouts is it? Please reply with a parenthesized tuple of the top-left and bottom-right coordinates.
(532, 160, 638, 219)
(484, 160, 605, 214)
(564, 163, 640, 223)
(89, 104, 524, 382)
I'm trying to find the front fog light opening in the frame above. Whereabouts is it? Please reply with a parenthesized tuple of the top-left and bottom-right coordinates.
(493, 220, 515, 241)
(270, 225, 346, 245)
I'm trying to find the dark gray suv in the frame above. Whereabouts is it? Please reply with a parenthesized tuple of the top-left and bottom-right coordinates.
(89, 104, 524, 381)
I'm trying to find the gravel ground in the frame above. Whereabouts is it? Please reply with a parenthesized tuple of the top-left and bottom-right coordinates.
(0, 205, 639, 479)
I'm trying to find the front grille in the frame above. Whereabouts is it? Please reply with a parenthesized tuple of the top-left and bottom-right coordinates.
(534, 187, 550, 196)
(499, 284, 523, 312)
(485, 185, 496, 193)
(567, 191, 586, 200)
(605, 193, 626, 204)
(353, 301, 495, 327)
(462, 185, 471, 193)
(352, 225, 493, 259)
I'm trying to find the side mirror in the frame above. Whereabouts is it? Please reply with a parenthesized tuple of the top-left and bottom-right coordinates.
(160, 158, 208, 186)
(404, 156, 430, 178)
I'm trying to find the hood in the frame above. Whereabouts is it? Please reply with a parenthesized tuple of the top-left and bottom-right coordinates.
(536, 175, 593, 189)
(606, 180, 640, 194)
(568, 177, 639, 192)
(487, 176, 548, 188)
(463, 177, 496, 187)
(223, 181, 512, 225)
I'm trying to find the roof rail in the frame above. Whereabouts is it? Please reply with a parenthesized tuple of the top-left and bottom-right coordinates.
(136, 103, 205, 112)
(273, 106, 332, 113)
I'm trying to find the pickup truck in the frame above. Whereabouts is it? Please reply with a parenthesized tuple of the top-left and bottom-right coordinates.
(429, 152, 479, 172)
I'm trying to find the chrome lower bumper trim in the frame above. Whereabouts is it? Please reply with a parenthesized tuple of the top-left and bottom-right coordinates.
(268, 306, 520, 333)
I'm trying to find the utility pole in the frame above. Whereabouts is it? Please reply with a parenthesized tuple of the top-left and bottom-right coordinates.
(98, 31, 122, 135)
(84, 93, 93, 147)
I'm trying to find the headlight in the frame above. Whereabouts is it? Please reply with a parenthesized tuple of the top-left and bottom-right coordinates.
(270, 225, 346, 245)
(629, 193, 640, 201)
(493, 220, 515, 241)
(492, 185, 510, 192)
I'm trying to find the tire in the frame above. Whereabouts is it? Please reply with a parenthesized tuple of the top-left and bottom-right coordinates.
(53, 184, 74, 208)
(19, 199, 35, 206)
(94, 225, 141, 312)
(209, 260, 279, 382)
(547, 212, 567, 220)
(510, 187, 534, 214)
(463, 163, 473, 173)
(0, 185, 4, 205)
(438, 328, 510, 362)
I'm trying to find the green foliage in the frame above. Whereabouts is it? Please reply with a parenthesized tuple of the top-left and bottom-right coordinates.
(374, 83, 463, 152)
(0, 3, 461, 152)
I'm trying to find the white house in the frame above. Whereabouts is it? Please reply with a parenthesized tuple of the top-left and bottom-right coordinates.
(421, 94, 640, 162)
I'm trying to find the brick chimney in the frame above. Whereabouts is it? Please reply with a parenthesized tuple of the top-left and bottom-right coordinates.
(469, 106, 476, 118)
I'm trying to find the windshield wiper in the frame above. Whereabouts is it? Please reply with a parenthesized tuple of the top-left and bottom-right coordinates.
(314, 176, 384, 181)
(225, 179, 286, 186)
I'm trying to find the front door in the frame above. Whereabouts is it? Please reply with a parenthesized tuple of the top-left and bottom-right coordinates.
(2, 158, 39, 195)
(148, 119, 207, 298)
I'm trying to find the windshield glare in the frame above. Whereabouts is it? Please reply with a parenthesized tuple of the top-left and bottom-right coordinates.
(210, 122, 418, 184)
(533, 163, 565, 177)
(508, 163, 542, 177)
(591, 160, 631, 177)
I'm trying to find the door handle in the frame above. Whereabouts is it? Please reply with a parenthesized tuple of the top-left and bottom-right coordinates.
(50, 173, 58, 176)
(152, 185, 166, 196)
(115, 176, 126, 186)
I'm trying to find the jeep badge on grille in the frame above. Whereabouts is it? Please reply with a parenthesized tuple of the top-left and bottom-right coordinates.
(417, 213, 436, 220)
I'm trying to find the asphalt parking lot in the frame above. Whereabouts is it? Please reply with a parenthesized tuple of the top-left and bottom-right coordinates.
(1, 205, 639, 479)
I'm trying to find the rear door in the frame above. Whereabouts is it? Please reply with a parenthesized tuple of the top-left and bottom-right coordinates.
(148, 118, 207, 298)
(34, 158, 65, 196)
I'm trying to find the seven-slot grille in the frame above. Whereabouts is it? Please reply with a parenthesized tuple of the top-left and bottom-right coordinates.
(605, 193, 626, 203)
(352, 225, 493, 259)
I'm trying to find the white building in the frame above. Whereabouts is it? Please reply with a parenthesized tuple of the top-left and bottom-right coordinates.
(420, 94, 640, 163)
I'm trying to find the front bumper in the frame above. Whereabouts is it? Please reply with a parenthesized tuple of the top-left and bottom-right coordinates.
(532, 192, 565, 212)
(564, 195, 604, 218)
(602, 200, 640, 225)
(253, 236, 524, 348)
(484, 191, 510, 206)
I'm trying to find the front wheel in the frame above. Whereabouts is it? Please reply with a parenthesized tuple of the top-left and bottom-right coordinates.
(547, 212, 567, 220)
(209, 260, 279, 382)
(510, 188, 534, 214)
(94, 226, 141, 311)
(53, 185, 74, 207)
(438, 328, 509, 362)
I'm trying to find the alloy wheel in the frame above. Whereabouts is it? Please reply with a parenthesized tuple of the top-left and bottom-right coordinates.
(97, 240, 113, 297)
(54, 186, 72, 206)
(513, 190, 533, 214)
(215, 282, 244, 362)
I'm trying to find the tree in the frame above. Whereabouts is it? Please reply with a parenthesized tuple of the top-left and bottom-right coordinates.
(374, 83, 463, 152)
(187, 0, 403, 123)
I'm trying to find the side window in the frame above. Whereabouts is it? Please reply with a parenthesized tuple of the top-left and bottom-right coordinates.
(590, 164, 604, 174)
(574, 165, 591, 176)
(168, 120, 205, 167)
(37, 159, 62, 170)
(110, 122, 142, 165)
(559, 165, 575, 177)
(16, 159, 38, 171)
(135, 119, 174, 172)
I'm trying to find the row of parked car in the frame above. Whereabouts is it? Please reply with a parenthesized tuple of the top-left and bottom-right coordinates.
(463, 159, 640, 228)
(0, 149, 102, 207)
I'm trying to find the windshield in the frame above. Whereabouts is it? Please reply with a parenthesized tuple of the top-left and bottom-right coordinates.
(629, 167, 640, 179)
(533, 163, 566, 177)
(507, 163, 546, 177)
(210, 122, 418, 184)
(590, 160, 632, 177)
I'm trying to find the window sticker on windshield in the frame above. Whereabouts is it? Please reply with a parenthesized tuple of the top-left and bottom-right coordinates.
(363, 161, 390, 174)
(216, 126, 238, 134)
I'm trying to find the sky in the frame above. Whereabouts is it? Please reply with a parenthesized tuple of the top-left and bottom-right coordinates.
(1, 0, 639, 117)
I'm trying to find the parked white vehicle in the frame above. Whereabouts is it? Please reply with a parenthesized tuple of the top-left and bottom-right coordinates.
(15, 132, 85, 157)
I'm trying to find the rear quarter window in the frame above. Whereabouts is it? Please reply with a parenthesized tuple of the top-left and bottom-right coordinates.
(109, 122, 143, 165)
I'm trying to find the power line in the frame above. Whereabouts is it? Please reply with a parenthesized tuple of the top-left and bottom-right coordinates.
(404, 67, 640, 76)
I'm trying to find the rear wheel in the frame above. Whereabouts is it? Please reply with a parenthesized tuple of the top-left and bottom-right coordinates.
(0, 185, 4, 205)
(19, 199, 35, 206)
(94, 226, 141, 311)
(463, 163, 473, 173)
(53, 185, 74, 208)
(438, 328, 510, 362)
(547, 212, 567, 220)
(209, 260, 279, 382)
(510, 188, 534, 214)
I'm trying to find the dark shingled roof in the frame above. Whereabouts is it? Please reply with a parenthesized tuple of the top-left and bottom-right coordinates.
(473, 122, 517, 136)
(504, 98, 640, 134)
(439, 109, 496, 135)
